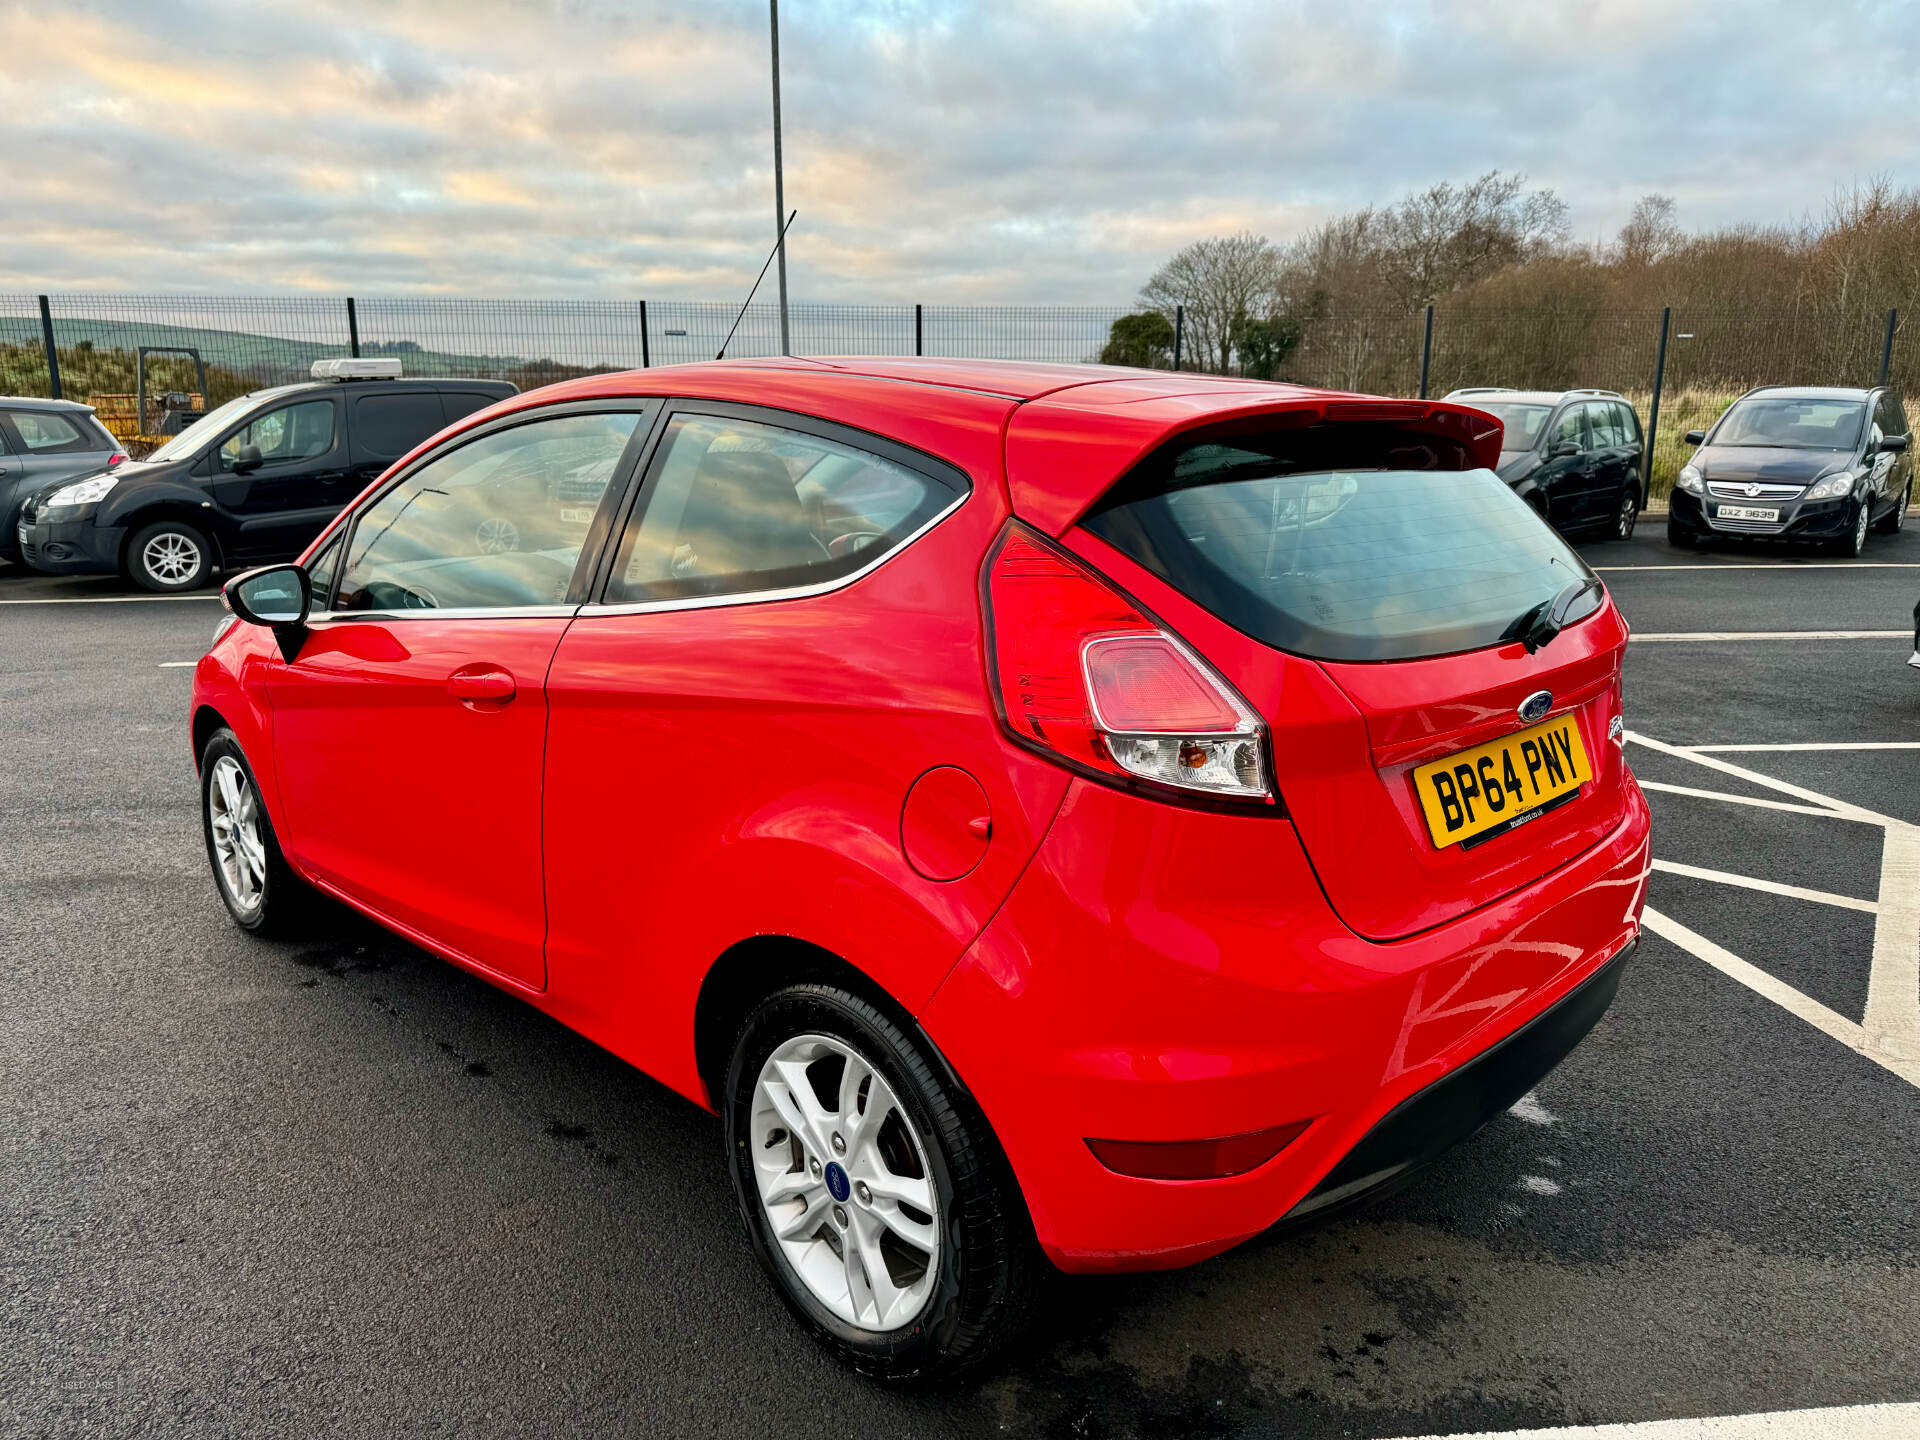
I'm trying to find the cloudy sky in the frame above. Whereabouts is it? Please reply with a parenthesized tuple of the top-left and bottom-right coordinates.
(3, 0, 1915, 302)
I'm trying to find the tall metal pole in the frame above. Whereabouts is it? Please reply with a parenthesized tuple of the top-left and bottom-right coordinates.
(1643, 306, 1671, 507)
(1879, 308, 1898, 386)
(37, 295, 62, 400)
(769, 0, 791, 355)
(1418, 305, 1434, 399)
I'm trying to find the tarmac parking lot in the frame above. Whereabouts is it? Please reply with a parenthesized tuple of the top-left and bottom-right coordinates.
(3, 527, 1918, 1439)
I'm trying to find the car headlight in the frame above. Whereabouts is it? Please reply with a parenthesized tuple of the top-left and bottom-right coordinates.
(46, 474, 118, 508)
(1804, 471, 1855, 500)
(1676, 465, 1704, 495)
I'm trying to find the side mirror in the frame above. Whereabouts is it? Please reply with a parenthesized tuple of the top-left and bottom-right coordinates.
(1881, 433, 1911, 453)
(223, 564, 310, 658)
(1683, 430, 1706, 446)
(1548, 441, 1580, 459)
(231, 443, 264, 475)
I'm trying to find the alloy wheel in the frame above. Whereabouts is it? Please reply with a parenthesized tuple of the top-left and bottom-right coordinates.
(1617, 492, 1638, 540)
(143, 531, 202, 585)
(1852, 504, 1870, 556)
(749, 1032, 940, 1332)
(207, 756, 266, 914)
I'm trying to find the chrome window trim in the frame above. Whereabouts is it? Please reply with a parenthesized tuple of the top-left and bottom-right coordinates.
(581, 489, 968, 619)
(305, 604, 581, 624)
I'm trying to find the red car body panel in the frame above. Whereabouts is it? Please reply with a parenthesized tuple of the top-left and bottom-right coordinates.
(190, 357, 1647, 1277)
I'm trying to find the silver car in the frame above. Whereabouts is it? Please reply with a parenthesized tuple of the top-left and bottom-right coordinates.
(1, 398, 126, 565)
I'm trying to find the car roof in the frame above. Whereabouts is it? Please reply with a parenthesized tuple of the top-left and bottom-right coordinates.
(1444, 388, 1624, 405)
(1740, 385, 1875, 401)
(0, 395, 100, 413)
(483, 357, 1502, 536)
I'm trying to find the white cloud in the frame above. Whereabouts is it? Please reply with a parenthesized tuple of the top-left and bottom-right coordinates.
(1, 0, 1914, 299)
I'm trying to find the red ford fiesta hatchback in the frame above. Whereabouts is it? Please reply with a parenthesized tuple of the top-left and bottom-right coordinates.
(192, 358, 1649, 1379)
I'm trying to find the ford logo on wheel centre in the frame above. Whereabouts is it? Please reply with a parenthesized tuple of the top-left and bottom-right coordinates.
(1518, 690, 1554, 724)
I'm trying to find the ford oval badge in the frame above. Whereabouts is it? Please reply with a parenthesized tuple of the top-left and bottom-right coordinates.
(1518, 690, 1553, 724)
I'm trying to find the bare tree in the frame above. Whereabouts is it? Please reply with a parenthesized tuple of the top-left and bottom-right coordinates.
(1139, 231, 1280, 372)
(1371, 171, 1570, 308)
(1616, 194, 1681, 265)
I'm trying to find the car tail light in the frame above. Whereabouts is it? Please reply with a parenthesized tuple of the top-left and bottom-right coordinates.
(107, 452, 128, 468)
(1086, 1119, 1312, 1180)
(983, 522, 1271, 803)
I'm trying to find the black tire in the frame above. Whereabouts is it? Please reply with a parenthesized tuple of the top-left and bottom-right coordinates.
(1875, 481, 1910, 535)
(723, 984, 1043, 1381)
(1833, 500, 1870, 558)
(198, 729, 316, 937)
(1611, 487, 1639, 542)
(126, 518, 213, 593)
(1667, 518, 1707, 550)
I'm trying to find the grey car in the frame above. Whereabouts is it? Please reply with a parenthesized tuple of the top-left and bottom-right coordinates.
(0, 398, 125, 564)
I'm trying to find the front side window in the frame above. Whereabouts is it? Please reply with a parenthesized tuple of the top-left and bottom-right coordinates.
(1551, 406, 1587, 451)
(13, 411, 86, 451)
(219, 399, 338, 472)
(1715, 397, 1865, 450)
(336, 410, 642, 613)
(607, 413, 962, 604)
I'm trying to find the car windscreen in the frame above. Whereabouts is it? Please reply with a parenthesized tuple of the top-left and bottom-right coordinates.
(1713, 398, 1865, 450)
(143, 392, 268, 463)
(1472, 402, 1552, 450)
(1083, 450, 1601, 663)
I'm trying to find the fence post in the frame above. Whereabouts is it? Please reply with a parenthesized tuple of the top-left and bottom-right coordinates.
(914, 303, 923, 357)
(1643, 306, 1671, 507)
(1418, 305, 1434, 399)
(1880, 308, 1898, 386)
(1172, 305, 1184, 372)
(639, 300, 650, 368)
(37, 295, 62, 400)
(345, 298, 360, 358)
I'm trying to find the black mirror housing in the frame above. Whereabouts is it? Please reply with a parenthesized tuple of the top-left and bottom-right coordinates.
(1683, 430, 1706, 446)
(232, 443, 264, 474)
(1548, 441, 1580, 459)
(1881, 433, 1911, 453)
(224, 564, 311, 643)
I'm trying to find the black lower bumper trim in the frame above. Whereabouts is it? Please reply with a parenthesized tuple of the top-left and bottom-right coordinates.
(1281, 939, 1635, 1226)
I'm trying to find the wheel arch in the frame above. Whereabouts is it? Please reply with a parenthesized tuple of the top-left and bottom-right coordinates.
(120, 503, 226, 576)
(191, 702, 232, 773)
(692, 935, 924, 1112)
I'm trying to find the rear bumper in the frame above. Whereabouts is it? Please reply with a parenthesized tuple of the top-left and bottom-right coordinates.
(921, 775, 1651, 1273)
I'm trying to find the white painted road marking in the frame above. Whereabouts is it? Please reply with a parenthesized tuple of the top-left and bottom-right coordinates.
(1594, 561, 1920, 571)
(1630, 734, 1920, 1089)
(1689, 742, 1920, 752)
(1650, 859, 1878, 915)
(1629, 630, 1907, 642)
(158, 661, 196, 668)
(1633, 781, 1849, 820)
(0, 593, 218, 604)
(1389, 1399, 1920, 1438)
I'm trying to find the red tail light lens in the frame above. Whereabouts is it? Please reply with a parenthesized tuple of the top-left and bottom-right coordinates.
(106, 452, 128, 468)
(984, 523, 1271, 803)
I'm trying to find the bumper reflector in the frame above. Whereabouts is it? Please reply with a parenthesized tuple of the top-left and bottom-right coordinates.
(1086, 1119, 1312, 1181)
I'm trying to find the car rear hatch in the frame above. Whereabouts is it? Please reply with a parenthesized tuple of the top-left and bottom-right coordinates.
(1027, 398, 1633, 941)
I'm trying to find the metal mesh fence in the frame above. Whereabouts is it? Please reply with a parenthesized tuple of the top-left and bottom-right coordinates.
(5, 293, 1914, 496)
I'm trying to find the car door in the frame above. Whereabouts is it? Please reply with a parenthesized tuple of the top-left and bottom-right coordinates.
(1536, 404, 1592, 529)
(209, 394, 350, 559)
(347, 389, 450, 490)
(264, 403, 652, 991)
(1872, 392, 1911, 519)
(1614, 401, 1645, 502)
(1582, 401, 1628, 521)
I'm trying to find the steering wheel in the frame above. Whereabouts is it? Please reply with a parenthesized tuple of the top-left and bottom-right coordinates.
(827, 531, 886, 560)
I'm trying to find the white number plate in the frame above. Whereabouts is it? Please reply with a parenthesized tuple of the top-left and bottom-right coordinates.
(559, 508, 595, 524)
(1717, 505, 1779, 522)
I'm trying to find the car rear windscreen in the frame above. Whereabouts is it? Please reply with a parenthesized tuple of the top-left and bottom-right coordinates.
(1083, 429, 1601, 662)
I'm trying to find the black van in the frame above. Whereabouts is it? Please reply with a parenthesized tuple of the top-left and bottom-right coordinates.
(17, 365, 515, 591)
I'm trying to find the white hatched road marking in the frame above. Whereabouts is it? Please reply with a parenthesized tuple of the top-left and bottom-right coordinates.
(1628, 733, 1920, 1089)
(0, 593, 219, 604)
(1629, 630, 1906, 642)
(1389, 1399, 1920, 1438)
(1650, 859, 1878, 914)
(1689, 742, 1920, 752)
(1593, 561, 1920, 571)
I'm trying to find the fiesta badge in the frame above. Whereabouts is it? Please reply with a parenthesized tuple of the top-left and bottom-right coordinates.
(1518, 690, 1554, 724)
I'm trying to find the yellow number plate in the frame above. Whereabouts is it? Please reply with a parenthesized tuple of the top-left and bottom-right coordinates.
(1412, 715, 1592, 849)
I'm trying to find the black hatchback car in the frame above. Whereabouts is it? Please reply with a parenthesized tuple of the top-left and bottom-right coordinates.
(1668, 385, 1912, 555)
(17, 364, 515, 591)
(1444, 388, 1646, 540)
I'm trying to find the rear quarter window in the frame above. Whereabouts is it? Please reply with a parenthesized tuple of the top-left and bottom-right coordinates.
(1082, 423, 1601, 662)
(352, 392, 448, 461)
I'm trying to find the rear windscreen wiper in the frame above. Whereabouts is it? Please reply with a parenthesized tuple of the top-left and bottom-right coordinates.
(1509, 577, 1603, 654)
